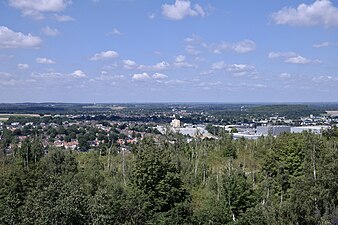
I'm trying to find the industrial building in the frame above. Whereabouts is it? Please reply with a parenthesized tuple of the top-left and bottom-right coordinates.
(256, 125, 291, 136)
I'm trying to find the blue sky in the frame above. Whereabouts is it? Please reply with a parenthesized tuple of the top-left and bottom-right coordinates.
(0, 0, 337, 103)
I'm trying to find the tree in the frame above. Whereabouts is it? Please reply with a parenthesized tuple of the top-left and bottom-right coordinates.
(130, 138, 191, 223)
(223, 169, 255, 222)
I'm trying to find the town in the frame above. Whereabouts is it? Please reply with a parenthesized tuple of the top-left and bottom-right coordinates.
(1, 103, 337, 154)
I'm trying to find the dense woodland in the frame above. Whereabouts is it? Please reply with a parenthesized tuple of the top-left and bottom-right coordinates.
(1, 127, 338, 225)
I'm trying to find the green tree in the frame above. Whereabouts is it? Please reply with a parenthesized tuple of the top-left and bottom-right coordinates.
(130, 138, 191, 223)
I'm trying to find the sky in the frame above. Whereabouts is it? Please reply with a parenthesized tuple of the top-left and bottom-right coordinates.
(0, 0, 337, 103)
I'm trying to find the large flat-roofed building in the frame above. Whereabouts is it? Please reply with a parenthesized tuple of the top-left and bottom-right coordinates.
(256, 125, 291, 136)
(291, 126, 329, 134)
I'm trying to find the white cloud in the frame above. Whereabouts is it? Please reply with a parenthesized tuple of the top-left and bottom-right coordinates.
(312, 75, 338, 82)
(9, 0, 71, 19)
(193, 4, 205, 17)
(92, 74, 124, 82)
(132, 72, 150, 81)
(268, 51, 321, 64)
(42, 26, 59, 36)
(211, 61, 226, 70)
(184, 34, 202, 44)
(226, 64, 256, 76)
(108, 28, 122, 35)
(196, 81, 222, 90)
(0, 26, 41, 48)
(31, 71, 63, 79)
(285, 55, 312, 64)
(211, 62, 257, 77)
(71, 70, 86, 78)
(200, 70, 214, 75)
(210, 42, 229, 54)
(17, 63, 29, 70)
(268, 51, 296, 59)
(313, 41, 330, 48)
(153, 73, 168, 79)
(279, 72, 292, 80)
(53, 14, 74, 22)
(173, 55, 194, 68)
(185, 45, 200, 55)
(123, 59, 138, 69)
(239, 82, 267, 89)
(184, 34, 203, 55)
(0, 72, 13, 78)
(138, 61, 170, 71)
(232, 39, 256, 53)
(149, 13, 155, 20)
(36, 57, 56, 64)
(272, 0, 338, 27)
(90, 50, 119, 61)
(175, 55, 186, 63)
(162, 0, 205, 20)
(0, 72, 18, 86)
(210, 39, 256, 54)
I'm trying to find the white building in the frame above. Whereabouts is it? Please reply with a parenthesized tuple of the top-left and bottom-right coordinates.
(171, 119, 181, 128)
(291, 126, 329, 134)
(256, 126, 291, 136)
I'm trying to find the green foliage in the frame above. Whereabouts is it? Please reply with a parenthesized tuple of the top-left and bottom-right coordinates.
(130, 138, 191, 222)
(223, 169, 256, 221)
(1, 131, 338, 225)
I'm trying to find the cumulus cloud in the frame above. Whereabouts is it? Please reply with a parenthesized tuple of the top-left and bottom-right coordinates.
(185, 45, 200, 55)
(268, 51, 321, 64)
(271, 0, 338, 27)
(152, 73, 168, 79)
(226, 64, 256, 76)
(71, 70, 86, 78)
(90, 50, 119, 61)
(285, 55, 313, 64)
(0, 26, 41, 48)
(17, 63, 29, 70)
(210, 39, 256, 54)
(210, 61, 257, 77)
(138, 61, 170, 71)
(8, 0, 71, 19)
(211, 61, 226, 70)
(173, 55, 194, 68)
(232, 39, 256, 53)
(42, 26, 59, 36)
(36, 57, 56, 64)
(162, 0, 205, 20)
(123, 59, 138, 69)
(132, 72, 150, 81)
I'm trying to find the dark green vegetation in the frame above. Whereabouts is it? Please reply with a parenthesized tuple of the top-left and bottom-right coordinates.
(1, 127, 338, 225)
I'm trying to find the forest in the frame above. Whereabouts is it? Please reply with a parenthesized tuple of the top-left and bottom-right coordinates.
(1, 127, 338, 225)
